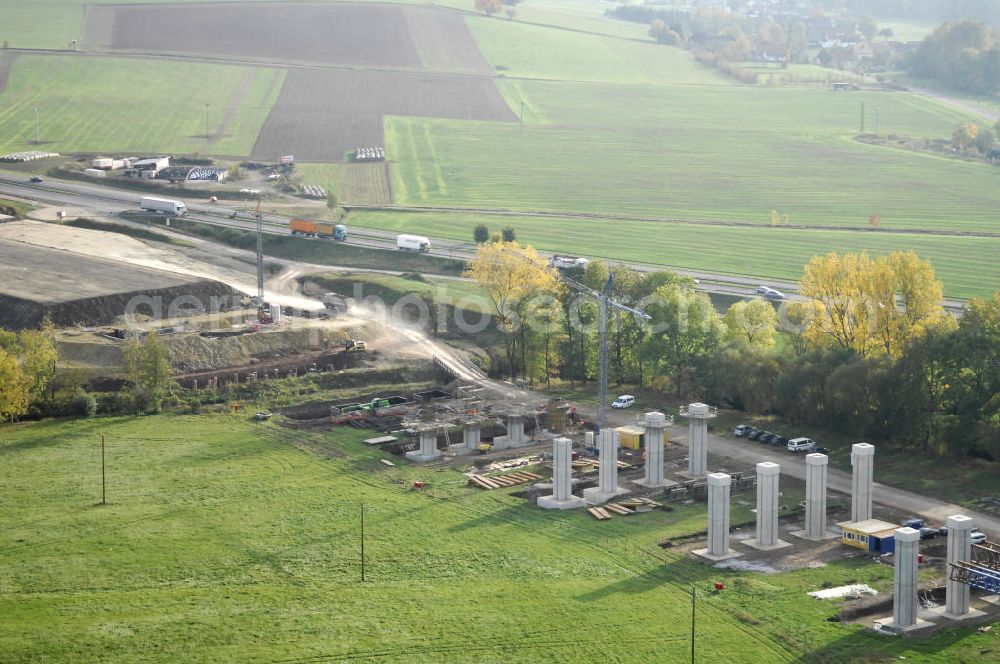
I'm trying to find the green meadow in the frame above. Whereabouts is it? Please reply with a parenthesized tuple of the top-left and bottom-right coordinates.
(3, 414, 998, 661)
(348, 209, 1000, 299)
(0, 55, 284, 156)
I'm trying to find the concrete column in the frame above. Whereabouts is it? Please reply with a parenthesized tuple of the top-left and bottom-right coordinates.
(508, 414, 524, 445)
(892, 527, 920, 630)
(405, 429, 441, 462)
(755, 462, 780, 546)
(462, 423, 481, 452)
(635, 411, 668, 488)
(538, 437, 586, 510)
(945, 515, 974, 618)
(851, 443, 875, 523)
(687, 403, 709, 476)
(583, 429, 627, 504)
(707, 472, 731, 556)
(805, 453, 828, 538)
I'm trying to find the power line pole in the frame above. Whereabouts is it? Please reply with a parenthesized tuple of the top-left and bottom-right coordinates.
(690, 586, 696, 663)
(205, 103, 210, 141)
(360, 502, 366, 582)
(34, 108, 39, 145)
(101, 433, 107, 506)
(520, 101, 524, 136)
(860, 101, 865, 133)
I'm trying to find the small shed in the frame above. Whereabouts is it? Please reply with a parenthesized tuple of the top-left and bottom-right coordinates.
(615, 425, 668, 450)
(840, 519, 898, 553)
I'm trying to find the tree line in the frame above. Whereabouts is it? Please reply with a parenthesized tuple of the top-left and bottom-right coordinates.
(0, 323, 172, 422)
(910, 20, 1000, 94)
(466, 243, 998, 459)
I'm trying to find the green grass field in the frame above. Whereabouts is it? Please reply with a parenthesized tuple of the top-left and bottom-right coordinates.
(467, 16, 727, 85)
(2, 414, 998, 661)
(386, 80, 995, 232)
(348, 209, 999, 299)
(0, 55, 283, 156)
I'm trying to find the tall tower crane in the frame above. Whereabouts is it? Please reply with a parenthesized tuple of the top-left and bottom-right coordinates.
(558, 272, 651, 430)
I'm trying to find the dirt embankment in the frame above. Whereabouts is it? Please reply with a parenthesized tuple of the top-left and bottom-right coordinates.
(0, 52, 16, 95)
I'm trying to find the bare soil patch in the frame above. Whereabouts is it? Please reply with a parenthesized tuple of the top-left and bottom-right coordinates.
(0, 239, 232, 329)
(252, 68, 515, 162)
(85, 2, 492, 73)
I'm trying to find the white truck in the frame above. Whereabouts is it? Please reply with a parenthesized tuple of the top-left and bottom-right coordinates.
(139, 196, 187, 216)
(396, 234, 431, 253)
(550, 255, 590, 270)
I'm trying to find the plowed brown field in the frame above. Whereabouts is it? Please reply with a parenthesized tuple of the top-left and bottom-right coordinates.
(251, 68, 515, 162)
(85, 2, 492, 73)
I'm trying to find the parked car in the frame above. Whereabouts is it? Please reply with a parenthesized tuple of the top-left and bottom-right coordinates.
(773, 436, 790, 447)
(733, 424, 752, 437)
(814, 446, 831, 455)
(747, 428, 763, 440)
(919, 527, 939, 540)
(971, 530, 987, 544)
(903, 518, 925, 530)
(29, 176, 43, 183)
(611, 395, 635, 409)
(759, 432, 777, 444)
(787, 437, 817, 453)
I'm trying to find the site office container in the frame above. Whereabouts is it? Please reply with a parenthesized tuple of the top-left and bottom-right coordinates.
(615, 425, 668, 450)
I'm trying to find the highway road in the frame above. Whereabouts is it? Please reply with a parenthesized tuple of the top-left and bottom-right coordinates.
(0, 172, 968, 313)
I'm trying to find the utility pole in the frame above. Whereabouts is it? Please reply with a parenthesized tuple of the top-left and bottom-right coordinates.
(690, 586, 696, 663)
(205, 103, 210, 141)
(360, 502, 366, 582)
(34, 108, 39, 145)
(101, 434, 107, 505)
(875, 106, 880, 135)
(860, 101, 865, 133)
(520, 101, 524, 136)
(255, 197, 264, 311)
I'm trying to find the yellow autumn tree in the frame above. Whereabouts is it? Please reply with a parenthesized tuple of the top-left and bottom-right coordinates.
(723, 298, 779, 349)
(799, 250, 948, 358)
(465, 241, 558, 379)
(0, 348, 30, 423)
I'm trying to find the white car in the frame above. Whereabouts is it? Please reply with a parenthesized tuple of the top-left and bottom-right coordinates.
(971, 530, 988, 544)
(611, 395, 635, 409)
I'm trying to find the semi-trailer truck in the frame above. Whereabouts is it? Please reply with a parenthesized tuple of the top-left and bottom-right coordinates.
(289, 219, 347, 241)
(396, 234, 431, 252)
(139, 196, 187, 215)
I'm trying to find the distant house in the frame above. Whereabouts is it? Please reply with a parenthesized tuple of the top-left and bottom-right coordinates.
(806, 16, 834, 46)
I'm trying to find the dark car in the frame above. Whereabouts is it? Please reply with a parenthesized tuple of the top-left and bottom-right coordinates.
(29, 176, 43, 183)
(919, 527, 939, 540)
(746, 428, 762, 440)
(759, 432, 776, 444)
(815, 446, 831, 455)
(773, 436, 790, 447)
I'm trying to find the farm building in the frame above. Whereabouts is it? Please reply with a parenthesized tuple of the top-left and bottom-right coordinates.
(615, 424, 668, 450)
(131, 156, 170, 174)
(839, 519, 898, 553)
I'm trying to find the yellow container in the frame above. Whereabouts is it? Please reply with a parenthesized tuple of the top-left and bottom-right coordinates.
(615, 425, 667, 450)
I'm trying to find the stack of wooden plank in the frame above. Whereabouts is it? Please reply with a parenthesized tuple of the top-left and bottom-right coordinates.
(618, 496, 662, 509)
(572, 459, 631, 470)
(588, 501, 651, 520)
(468, 471, 543, 490)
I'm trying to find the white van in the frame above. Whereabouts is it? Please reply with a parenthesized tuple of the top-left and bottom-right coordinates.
(787, 437, 816, 453)
(611, 395, 635, 409)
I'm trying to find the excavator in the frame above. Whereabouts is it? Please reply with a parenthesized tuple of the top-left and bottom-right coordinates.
(344, 339, 367, 353)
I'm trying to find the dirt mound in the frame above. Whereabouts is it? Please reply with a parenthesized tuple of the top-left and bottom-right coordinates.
(0, 280, 234, 330)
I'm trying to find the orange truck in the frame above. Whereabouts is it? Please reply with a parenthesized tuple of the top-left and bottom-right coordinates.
(289, 219, 347, 241)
